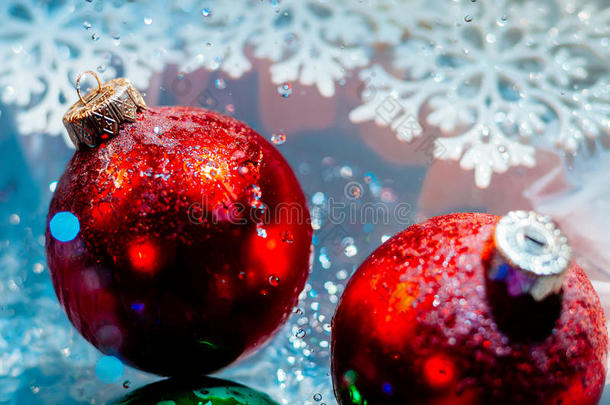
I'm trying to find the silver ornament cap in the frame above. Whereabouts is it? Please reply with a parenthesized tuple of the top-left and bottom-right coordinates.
(489, 210, 571, 301)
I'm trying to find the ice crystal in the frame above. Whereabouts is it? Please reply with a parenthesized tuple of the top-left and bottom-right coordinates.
(350, 0, 610, 187)
(178, 0, 373, 97)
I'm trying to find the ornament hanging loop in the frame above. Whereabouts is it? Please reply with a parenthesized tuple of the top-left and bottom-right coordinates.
(75, 70, 103, 105)
(63, 73, 147, 149)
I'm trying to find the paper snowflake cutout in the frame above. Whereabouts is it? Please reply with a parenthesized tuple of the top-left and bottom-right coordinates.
(350, 0, 610, 188)
(178, 0, 373, 97)
(0, 0, 177, 145)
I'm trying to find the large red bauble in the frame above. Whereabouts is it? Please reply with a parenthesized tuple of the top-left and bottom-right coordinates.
(331, 213, 607, 405)
(46, 106, 312, 376)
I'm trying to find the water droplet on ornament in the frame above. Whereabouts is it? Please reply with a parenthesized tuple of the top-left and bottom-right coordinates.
(144, 16, 153, 25)
(314, 393, 323, 401)
(281, 230, 294, 243)
(256, 224, 267, 238)
(248, 184, 262, 205)
(91, 33, 100, 41)
(268, 275, 280, 286)
(201, 7, 212, 17)
(214, 77, 226, 89)
(296, 329, 306, 338)
(271, 132, 286, 145)
(464, 15, 473, 22)
(122, 380, 131, 389)
(49, 212, 80, 242)
(277, 83, 292, 98)
(83, 21, 92, 30)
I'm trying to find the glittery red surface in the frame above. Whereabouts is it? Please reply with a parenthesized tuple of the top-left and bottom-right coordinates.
(46, 106, 312, 376)
(331, 213, 607, 405)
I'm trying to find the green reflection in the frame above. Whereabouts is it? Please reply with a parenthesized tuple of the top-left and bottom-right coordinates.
(112, 376, 278, 405)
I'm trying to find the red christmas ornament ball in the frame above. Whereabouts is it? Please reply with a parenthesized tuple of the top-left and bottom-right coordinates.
(331, 213, 607, 405)
(46, 106, 313, 376)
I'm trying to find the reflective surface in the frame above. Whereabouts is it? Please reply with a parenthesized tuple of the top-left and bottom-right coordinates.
(111, 376, 278, 405)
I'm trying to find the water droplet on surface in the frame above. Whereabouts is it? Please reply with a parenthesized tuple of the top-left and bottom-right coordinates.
(97, 64, 106, 73)
(314, 393, 323, 401)
(464, 15, 473, 22)
(201, 7, 212, 17)
(344, 244, 358, 257)
(268, 275, 280, 286)
(271, 132, 286, 145)
(214, 77, 226, 89)
(83, 21, 92, 30)
(122, 380, 131, 389)
(312, 192, 326, 205)
(91, 33, 100, 41)
(9, 213, 20, 225)
(277, 82, 292, 98)
(296, 329, 306, 338)
(144, 16, 153, 25)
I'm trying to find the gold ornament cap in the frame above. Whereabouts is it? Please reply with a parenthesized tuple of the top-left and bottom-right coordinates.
(63, 71, 147, 149)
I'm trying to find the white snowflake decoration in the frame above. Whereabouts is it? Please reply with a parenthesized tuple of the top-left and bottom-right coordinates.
(0, 0, 177, 145)
(178, 0, 373, 97)
(350, 0, 610, 188)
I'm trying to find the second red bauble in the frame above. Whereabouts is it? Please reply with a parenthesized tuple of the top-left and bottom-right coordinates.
(332, 213, 607, 405)
(46, 106, 312, 376)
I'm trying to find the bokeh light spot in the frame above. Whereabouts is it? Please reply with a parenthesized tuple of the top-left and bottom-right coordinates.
(95, 355, 124, 384)
(49, 211, 80, 242)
